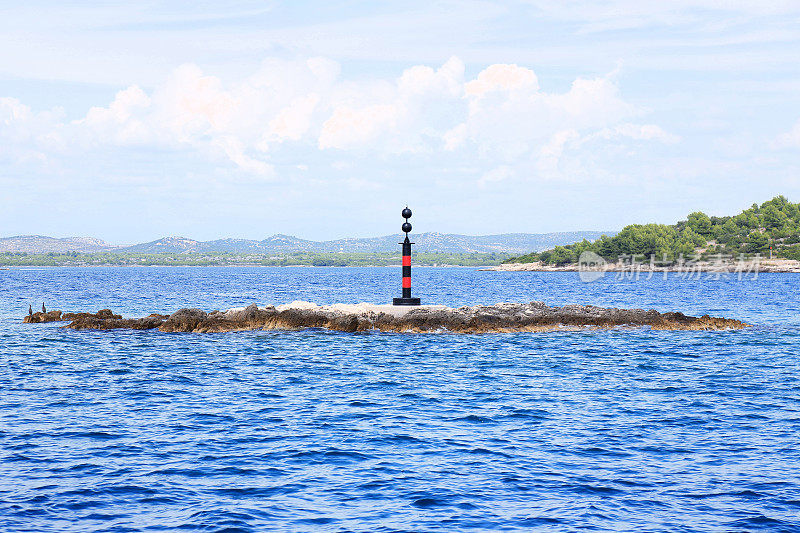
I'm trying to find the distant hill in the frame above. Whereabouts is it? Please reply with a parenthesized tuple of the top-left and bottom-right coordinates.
(0, 231, 615, 255)
(0, 235, 114, 253)
(117, 231, 614, 255)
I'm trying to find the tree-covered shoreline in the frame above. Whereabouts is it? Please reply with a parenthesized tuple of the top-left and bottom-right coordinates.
(506, 196, 800, 265)
(0, 251, 512, 267)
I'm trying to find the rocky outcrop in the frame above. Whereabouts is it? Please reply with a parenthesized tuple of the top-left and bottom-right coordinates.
(24, 310, 65, 323)
(23, 301, 748, 333)
(68, 312, 169, 331)
(25, 308, 124, 324)
(64, 309, 122, 321)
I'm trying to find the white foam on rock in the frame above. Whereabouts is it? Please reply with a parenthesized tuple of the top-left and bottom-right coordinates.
(275, 300, 318, 311)
(270, 300, 448, 317)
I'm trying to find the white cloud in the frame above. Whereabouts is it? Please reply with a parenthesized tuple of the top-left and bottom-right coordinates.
(78, 86, 151, 145)
(0, 97, 67, 163)
(212, 136, 273, 177)
(0, 55, 677, 182)
(478, 165, 514, 188)
(596, 123, 681, 144)
(266, 94, 320, 145)
(443, 123, 468, 151)
(399, 56, 464, 97)
(774, 119, 800, 149)
(153, 64, 239, 141)
(318, 55, 466, 153)
(540, 129, 580, 158)
(318, 104, 398, 150)
(0, 97, 36, 147)
(0, 97, 32, 126)
(537, 129, 581, 167)
(455, 70, 641, 162)
(464, 64, 539, 96)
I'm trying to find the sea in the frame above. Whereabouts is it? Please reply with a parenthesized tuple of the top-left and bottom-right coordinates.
(1, 266, 799, 532)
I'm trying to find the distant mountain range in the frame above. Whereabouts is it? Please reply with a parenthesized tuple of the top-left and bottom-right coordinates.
(0, 231, 616, 255)
(0, 235, 112, 253)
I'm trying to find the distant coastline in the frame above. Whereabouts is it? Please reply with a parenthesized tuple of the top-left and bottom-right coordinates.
(502, 196, 800, 268)
(0, 251, 507, 268)
(1, 264, 488, 269)
(488, 259, 800, 273)
(0, 231, 614, 255)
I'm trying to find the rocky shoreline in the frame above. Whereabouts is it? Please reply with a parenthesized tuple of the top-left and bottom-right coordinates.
(488, 259, 800, 273)
(23, 301, 748, 333)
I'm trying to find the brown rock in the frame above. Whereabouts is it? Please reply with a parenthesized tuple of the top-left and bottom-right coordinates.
(63, 309, 123, 321)
(159, 308, 209, 332)
(25, 302, 749, 334)
(23, 310, 63, 323)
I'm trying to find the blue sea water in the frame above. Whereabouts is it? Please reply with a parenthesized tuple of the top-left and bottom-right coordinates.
(1, 266, 800, 532)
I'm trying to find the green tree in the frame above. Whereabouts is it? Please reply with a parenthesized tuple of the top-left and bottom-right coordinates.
(743, 231, 768, 254)
(686, 211, 713, 237)
(761, 204, 789, 229)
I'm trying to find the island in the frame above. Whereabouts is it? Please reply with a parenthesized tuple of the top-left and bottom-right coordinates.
(24, 301, 747, 333)
(496, 196, 800, 272)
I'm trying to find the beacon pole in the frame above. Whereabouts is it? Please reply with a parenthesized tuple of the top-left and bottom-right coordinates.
(393, 207, 421, 305)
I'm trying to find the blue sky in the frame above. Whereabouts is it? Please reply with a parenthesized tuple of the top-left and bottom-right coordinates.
(1, 1, 799, 244)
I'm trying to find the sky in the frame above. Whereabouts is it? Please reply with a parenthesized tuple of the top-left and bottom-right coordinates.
(1, 1, 800, 244)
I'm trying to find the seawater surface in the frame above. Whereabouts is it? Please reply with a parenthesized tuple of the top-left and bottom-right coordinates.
(1, 267, 799, 532)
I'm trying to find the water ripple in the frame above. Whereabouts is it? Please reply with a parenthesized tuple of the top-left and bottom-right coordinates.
(1, 267, 800, 531)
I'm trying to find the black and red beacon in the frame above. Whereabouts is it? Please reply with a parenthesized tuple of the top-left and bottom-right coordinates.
(393, 206, 421, 306)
